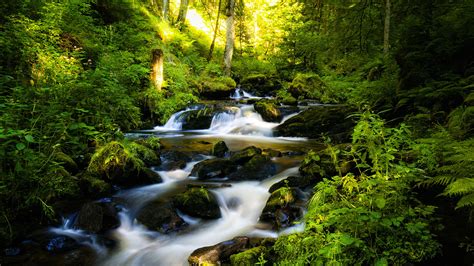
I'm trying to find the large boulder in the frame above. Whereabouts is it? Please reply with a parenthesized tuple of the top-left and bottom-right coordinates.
(197, 77, 237, 100)
(191, 158, 238, 180)
(188, 236, 250, 265)
(288, 73, 332, 102)
(173, 187, 221, 219)
(74, 202, 120, 233)
(240, 74, 281, 96)
(228, 155, 276, 181)
(230, 146, 262, 165)
(211, 141, 229, 158)
(274, 106, 355, 143)
(136, 201, 187, 233)
(254, 101, 283, 122)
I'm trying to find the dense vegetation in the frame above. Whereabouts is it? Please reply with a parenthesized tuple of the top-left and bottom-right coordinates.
(1, 0, 473, 264)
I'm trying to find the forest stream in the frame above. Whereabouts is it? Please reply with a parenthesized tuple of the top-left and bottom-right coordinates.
(17, 90, 332, 265)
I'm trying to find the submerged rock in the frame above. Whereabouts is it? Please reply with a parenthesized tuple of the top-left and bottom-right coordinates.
(274, 106, 355, 142)
(188, 236, 250, 265)
(173, 187, 221, 219)
(160, 150, 192, 171)
(254, 100, 282, 122)
(211, 141, 229, 158)
(136, 201, 187, 233)
(191, 158, 238, 180)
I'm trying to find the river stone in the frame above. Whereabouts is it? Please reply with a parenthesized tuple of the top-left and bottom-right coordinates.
(136, 201, 187, 233)
(228, 154, 276, 181)
(74, 201, 120, 233)
(274, 106, 355, 143)
(254, 100, 283, 122)
(230, 146, 262, 165)
(173, 187, 221, 219)
(263, 148, 282, 158)
(211, 141, 229, 158)
(188, 236, 250, 265)
(191, 158, 238, 180)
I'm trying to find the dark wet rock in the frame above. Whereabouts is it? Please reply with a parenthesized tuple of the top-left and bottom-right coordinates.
(136, 201, 187, 233)
(263, 148, 282, 158)
(138, 168, 163, 184)
(74, 202, 120, 233)
(229, 155, 276, 181)
(182, 108, 215, 130)
(269, 175, 316, 193)
(278, 106, 300, 117)
(78, 172, 112, 196)
(160, 150, 192, 171)
(211, 141, 229, 158)
(173, 187, 221, 219)
(254, 100, 282, 122)
(187, 183, 232, 189)
(3, 244, 97, 266)
(259, 187, 304, 230)
(230, 146, 262, 165)
(191, 158, 238, 180)
(188, 236, 250, 265)
(24, 233, 80, 253)
(240, 74, 282, 96)
(274, 106, 355, 143)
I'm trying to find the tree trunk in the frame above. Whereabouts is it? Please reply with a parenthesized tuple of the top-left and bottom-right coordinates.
(208, 0, 223, 61)
(151, 49, 164, 91)
(177, 0, 189, 25)
(383, 0, 391, 55)
(224, 0, 235, 77)
(163, 0, 169, 21)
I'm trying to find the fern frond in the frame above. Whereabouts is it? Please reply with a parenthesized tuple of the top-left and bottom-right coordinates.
(419, 175, 457, 187)
(442, 178, 474, 197)
(456, 193, 474, 209)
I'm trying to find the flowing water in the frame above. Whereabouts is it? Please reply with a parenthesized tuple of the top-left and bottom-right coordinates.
(45, 90, 322, 265)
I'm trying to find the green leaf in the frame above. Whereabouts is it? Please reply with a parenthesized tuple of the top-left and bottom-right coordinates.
(339, 234, 355, 246)
(375, 197, 386, 209)
(375, 258, 388, 266)
(25, 134, 34, 143)
(16, 143, 26, 150)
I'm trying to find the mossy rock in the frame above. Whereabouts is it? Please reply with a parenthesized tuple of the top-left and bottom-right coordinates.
(259, 187, 303, 230)
(78, 173, 112, 196)
(262, 187, 297, 213)
(230, 246, 267, 266)
(274, 106, 355, 143)
(212, 141, 229, 158)
(182, 108, 217, 130)
(188, 236, 250, 265)
(136, 201, 187, 233)
(240, 74, 281, 96)
(191, 158, 238, 180)
(53, 151, 79, 174)
(268, 175, 316, 193)
(230, 146, 262, 165)
(288, 73, 327, 100)
(263, 148, 282, 158)
(198, 77, 237, 100)
(173, 187, 221, 219)
(254, 100, 282, 122)
(229, 154, 276, 181)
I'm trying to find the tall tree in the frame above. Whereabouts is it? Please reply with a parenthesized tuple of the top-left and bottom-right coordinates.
(176, 0, 189, 25)
(383, 0, 391, 55)
(208, 0, 223, 61)
(224, 0, 236, 76)
(151, 49, 164, 91)
(163, 0, 170, 21)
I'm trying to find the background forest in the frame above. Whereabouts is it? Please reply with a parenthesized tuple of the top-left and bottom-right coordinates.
(1, 0, 473, 265)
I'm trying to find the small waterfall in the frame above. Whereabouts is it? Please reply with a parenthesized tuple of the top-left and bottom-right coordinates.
(209, 105, 278, 136)
(154, 106, 200, 130)
(230, 87, 259, 100)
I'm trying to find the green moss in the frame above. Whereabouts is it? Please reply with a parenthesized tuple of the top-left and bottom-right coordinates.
(264, 187, 297, 212)
(173, 187, 221, 219)
(230, 246, 267, 266)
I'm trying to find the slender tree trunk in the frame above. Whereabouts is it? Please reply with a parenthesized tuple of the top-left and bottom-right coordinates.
(177, 0, 189, 25)
(208, 0, 223, 62)
(151, 49, 164, 91)
(224, 0, 235, 76)
(163, 0, 169, 21)
(383, 0, 391, 55)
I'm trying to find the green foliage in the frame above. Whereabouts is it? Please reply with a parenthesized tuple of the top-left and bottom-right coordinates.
(88, 139, 157, 179)
(274, 111, 440, 265)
